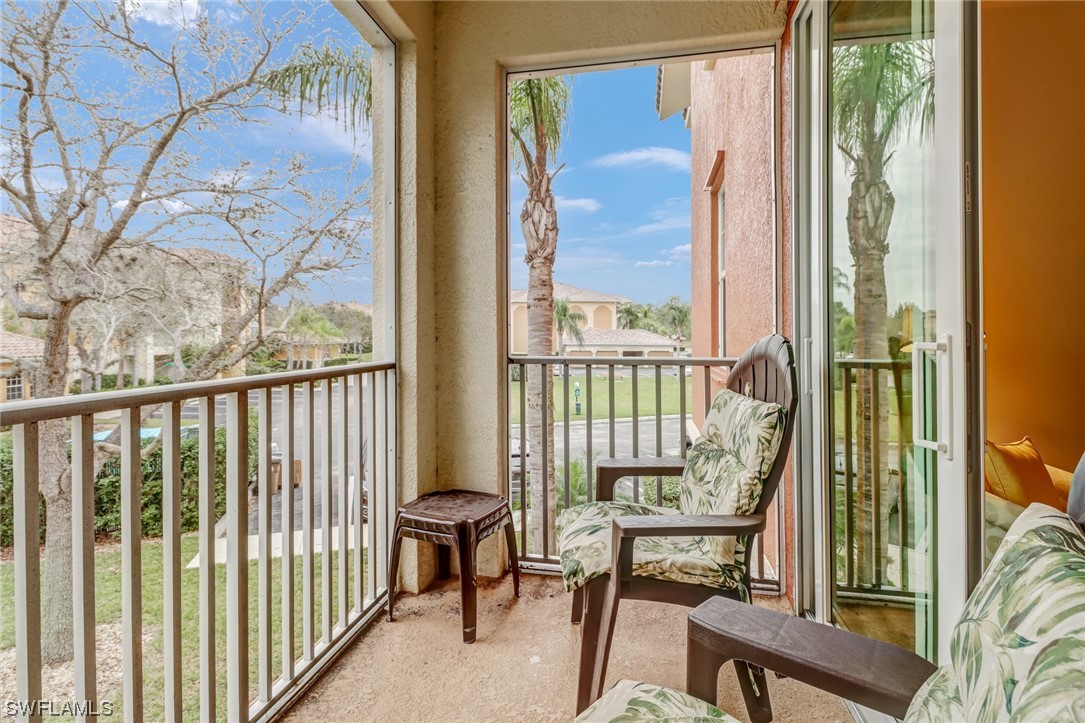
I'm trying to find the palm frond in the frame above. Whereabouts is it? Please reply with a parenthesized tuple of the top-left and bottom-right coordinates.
(509, 76, 571, 171)
(831, 39, 934, 161)
(262, 43, 373, 136)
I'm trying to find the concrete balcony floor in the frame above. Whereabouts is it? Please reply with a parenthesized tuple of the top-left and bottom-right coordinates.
(285, 575, 849, 722)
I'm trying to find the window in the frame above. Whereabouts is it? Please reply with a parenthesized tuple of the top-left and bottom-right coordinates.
(716, 187, 727, 356)
(6, 374, 24, 400)
(704, 149, 727, 357)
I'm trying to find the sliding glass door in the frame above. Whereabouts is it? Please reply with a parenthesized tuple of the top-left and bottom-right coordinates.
(795, 0, 973, 663)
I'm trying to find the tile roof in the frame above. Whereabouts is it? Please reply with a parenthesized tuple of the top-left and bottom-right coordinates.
(0, 330, 47, 360)
(563, 327, 678, 347)
(509, 281, 633, 304)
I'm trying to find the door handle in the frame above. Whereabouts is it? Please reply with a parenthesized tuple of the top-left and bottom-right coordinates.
(911, 334, 952, 459)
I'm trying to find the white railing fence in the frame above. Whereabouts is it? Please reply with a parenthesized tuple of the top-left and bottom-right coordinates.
(1, 362, 396, 722)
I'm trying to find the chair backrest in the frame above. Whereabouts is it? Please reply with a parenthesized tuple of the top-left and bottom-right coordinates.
(724, 334, 797, 517)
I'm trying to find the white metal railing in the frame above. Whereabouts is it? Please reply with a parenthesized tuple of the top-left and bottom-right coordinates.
(506, 355, 782, 592)
(1, 361, 396, 722)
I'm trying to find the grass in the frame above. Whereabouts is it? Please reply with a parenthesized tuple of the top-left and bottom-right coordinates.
(509, 372, 694, 424)
(1, 535, 368, 722)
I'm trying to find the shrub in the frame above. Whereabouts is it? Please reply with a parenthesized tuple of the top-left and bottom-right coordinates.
(0, 411, 259, 547)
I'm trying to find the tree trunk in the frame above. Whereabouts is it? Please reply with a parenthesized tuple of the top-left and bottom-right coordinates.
(847, 151, 894, 588)
(35, 304, 77, 662)
(525, 259, 556, 556)
(522, 164, 558, 557)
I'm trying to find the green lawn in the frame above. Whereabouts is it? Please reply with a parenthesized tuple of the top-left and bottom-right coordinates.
(1, 535, 366, 721)
(509, 372, 694, 424)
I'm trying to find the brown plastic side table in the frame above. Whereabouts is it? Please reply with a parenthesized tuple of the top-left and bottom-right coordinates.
(387, 489, 520, 643)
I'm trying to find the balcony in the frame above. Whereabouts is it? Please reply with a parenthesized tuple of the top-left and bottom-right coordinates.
(1, 359, 846, 721)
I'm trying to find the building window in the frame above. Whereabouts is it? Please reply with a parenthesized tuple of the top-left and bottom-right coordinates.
(716, 187, 727, 356)
(705, 149, 727, 358)
(6, 374, 24, 400)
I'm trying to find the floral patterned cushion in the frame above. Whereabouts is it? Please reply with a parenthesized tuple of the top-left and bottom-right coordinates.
(556, 501, 745, 595)
(557, 391, 785, 596)
(575, 679, 738, 722)
(983, 491, 1024, 566)
(698, 389, 787, 481)
(905, 503, 1085, 722)
(678, 391, 785, 563)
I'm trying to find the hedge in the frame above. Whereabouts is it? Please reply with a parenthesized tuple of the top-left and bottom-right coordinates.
(1, 412, 258, 548)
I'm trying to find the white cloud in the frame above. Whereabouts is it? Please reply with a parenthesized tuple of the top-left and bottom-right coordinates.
(633, 197, 690, 235)
(555, 196, 602, 213)
(669, 243, 692, 257)
(634, 259, 675, 268)
(634, 216, 689, 234)
(123, 0, 202, 27)
(589, 146, 691, 172)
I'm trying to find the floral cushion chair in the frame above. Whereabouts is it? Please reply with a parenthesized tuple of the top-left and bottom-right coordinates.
(555, 335, 797, 713)
(576, 455, 1085, 723)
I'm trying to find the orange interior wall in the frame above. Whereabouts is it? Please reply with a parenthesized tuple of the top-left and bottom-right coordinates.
(981, 0, 1085, 472)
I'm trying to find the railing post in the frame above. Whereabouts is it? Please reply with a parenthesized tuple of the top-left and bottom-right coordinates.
(198, 396, 217, 723)
(257, 388, 274, 703)
(162, 404, 182, 721)
(321, 380, 333, 643)
(72, 414, 97, 720)
(352, 373, 366, 610)
(302, 382, 315, 662)
(225, 392, 249, 722)
(338, 377, 350, 628)
(280, 383, 296, 682)
(121, 407, 144, 722)
(13, 422, 41, 723)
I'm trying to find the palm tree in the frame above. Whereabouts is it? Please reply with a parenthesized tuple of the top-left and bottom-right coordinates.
(617, 302, 649, 330)
(553, 299, 586, 354)
(659, 296, 692, 345)
(285, 306, 345, 368)
(832, 39, 933, 586)
(510, 75, 571, 554)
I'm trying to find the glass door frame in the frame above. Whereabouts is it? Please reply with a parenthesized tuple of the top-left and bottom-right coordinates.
(791, 0, 979, 664)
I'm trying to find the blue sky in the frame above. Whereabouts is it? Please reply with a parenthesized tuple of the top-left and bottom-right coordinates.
(508, 66, 693, 306)
(3, 2, 694, 308)
(2, 0, 374, 303)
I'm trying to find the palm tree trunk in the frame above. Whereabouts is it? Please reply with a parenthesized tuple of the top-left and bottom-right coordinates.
(526, 258, 556, 556)
(847, 160, 893, 588)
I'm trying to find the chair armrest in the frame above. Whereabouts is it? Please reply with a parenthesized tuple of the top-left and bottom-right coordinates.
(687, 596, 936, 719)
(613, 514, 767, 538)
(610, 514, 767, 585)
(595, 457, 686, 501)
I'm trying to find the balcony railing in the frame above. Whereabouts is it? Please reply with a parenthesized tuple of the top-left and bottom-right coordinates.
(833, 358, 926, 601)
(507, 356, 781, 592)
(1, 361, 396, 722)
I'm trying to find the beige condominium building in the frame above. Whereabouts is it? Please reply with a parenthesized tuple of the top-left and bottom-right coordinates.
(510, 281, 681, 357)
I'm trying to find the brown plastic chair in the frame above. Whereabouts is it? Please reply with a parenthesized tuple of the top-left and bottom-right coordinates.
(568, 334, 798, 712)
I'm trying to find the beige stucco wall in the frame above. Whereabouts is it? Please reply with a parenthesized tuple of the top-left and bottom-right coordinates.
(369, 0, 785, 586)
(431, 1, 783, 578)
(360, 1, 440, 593)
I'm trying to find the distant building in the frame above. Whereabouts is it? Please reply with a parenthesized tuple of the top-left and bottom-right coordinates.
(560, 327, 679, 358)
(0, 330, 76, 402)
(658, 53, 777, 418)
(0, 213, 253, 389)
(509, 282, 632, 354)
